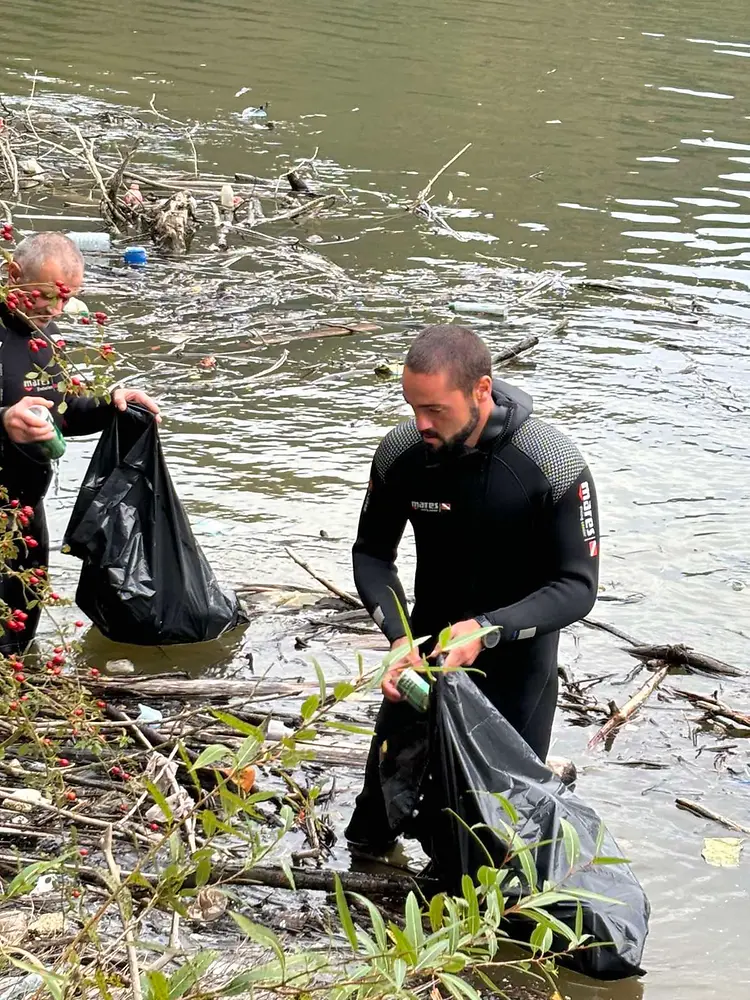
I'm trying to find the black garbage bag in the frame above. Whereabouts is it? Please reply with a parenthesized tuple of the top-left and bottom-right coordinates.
(380, 672, 649, 981)
(63, 405, 245, 645)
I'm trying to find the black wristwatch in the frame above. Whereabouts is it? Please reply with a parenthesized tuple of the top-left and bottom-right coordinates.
(475, 614, 501, 649)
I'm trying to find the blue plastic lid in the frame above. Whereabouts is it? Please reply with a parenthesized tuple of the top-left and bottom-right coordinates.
(123, 246, 148, 265)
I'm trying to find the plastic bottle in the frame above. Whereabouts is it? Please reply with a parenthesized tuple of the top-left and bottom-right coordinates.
(123, 246, 147, 266)
(66, 231, 111, 252)
(28, 406, 66, 460)
(396, 669, 430, 713)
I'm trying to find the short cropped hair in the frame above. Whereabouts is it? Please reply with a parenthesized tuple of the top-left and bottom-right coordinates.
(13, 232, 84, 281)
(405, 325, 492, 395)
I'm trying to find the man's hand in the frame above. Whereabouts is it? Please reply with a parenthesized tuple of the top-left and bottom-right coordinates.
(112, 388, 161, 423)
(431, 619, 484, 670)
(2, 397, 55, 444)
(382, 636, 422, 702)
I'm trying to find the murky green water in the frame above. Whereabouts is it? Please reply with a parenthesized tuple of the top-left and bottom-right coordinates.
(3, 2, 750, 996)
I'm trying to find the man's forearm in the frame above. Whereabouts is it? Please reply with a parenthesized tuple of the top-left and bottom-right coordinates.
(482, 571, 597, 641)
(353, 550, 410, 643)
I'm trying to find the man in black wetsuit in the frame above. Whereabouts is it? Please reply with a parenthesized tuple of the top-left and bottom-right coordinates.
(345, 324, 600, 855)
(0, 231, 159, 653)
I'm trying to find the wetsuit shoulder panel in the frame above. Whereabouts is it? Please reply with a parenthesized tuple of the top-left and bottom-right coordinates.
(510, 418, 586, 503)
(373, 420, 422, 480)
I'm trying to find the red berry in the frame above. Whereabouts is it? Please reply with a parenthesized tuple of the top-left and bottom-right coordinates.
(150, 822, 159, 831)
(13, 611, 28, 621)
(120, 803, 129, 811)
(20, 694, 28, 702)
(71, 889, 81, 898)
(18, 515, 28, 527)
(65, 790, 76, 801)
(24, 537, 38, 549)
(96, 700, 106, 709)
(28, 576, 38, 585)
(29, 342, 39, 353)
(21, 506, 33, 517)
(50, 592, 60, 601)
(8, 700, 18, 710)
(35, 568, 45, 576)
(73, 707, 84, 717)
(58, 758, 70, 767)
(75, 620, 84, 628)
(111, 766, 121, 776)
(31, 289, 41, 299)
(89, 667, 100, 677)
(122, 772, 131, 782)
(53, 666, 62, 676)
(78, 848, 88, 857)
(71, 377, 82, 386)
(9, 500, 18, 508)
(80, 317, 91, 325)
(54, 646, 63, 653)
(14, 673, 25, 683)
(52, 655, 65, 666)
(42, 738, 52, 746)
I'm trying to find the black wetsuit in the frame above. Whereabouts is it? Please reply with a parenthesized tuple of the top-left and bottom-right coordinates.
(345, 379, 600, 849)
(0, 305, 112, 652)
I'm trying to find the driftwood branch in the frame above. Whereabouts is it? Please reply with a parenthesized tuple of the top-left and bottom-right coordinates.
(675, 799, 750, 835)
(493, 336, 539, 365)
(627, 644, 743, 678)
(671, 689, 750, 731)
(102, 825, 144, 1000)
(284, 546, 361, 608)
(588, 661, 671, 749)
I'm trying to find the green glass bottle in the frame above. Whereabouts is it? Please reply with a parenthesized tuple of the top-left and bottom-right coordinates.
(29, 405, 66, 461)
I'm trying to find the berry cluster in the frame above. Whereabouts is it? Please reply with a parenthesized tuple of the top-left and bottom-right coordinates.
(28, 336, 48, 353)
(55, 279, 72, 301)
(5, 609, 28, 633)
(1, 222, 12, 242)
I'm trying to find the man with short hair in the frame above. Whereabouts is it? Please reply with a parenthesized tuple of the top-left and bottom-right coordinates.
(0, 231, 159, 651)
(345, 324, 600, 855)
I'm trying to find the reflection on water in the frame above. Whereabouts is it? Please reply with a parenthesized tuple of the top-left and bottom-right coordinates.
(2, 2, 750, 997)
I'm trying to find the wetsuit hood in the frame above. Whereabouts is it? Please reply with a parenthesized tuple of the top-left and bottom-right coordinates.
(476, 378, 533, 452)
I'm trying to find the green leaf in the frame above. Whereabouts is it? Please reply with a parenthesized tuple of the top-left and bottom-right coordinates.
(529, 923, 554, 956)
(389, 924, 417, 966)
(334, 873, 359, 951)
(509, 835, 538, 892)
(351, 892, 388, 951)
(438, 625, 452, 650)
(333, 681, 355, 701)
(428, 892, 445, 932)
(574, 899, 584, 942)
(438, 972, 482, 1000)
(461, 874, 481, 935)
(235, 733, 262, 768)
(144, 779, 174, 824)
(389, 587, 414, 646)
(439, 624, 500, 652)
(294, 728, 317, 742)
(191, 744, 231, 770)
(211, 709, 266, 738)
(312, 657, 327, 701)
(230, 914, 286, 979)
(143, 970, 170, 1000)
(167, 950, 218, 999)
(560, 817, 581, 869)
(322, 720, 374, 737)
(491, 792, 520, 826)
(591, 855, 630, 865)
(404, 891, 424, 949)
(280, 858, 296, 890)
(57, 400, 68, 414)
(200, 810, 217, 838)
(594, 821, 606, 857)
(7, 958, 65, 1000)
(300, 694, 320, 722)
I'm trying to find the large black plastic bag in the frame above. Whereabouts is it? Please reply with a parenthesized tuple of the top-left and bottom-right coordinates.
(384, 672, 649, 980)
(64, 405, 245, 645)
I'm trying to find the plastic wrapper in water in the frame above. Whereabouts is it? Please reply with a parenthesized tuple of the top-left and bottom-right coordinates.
(64, 405, 245, 645)
(380, 672, 650, 981)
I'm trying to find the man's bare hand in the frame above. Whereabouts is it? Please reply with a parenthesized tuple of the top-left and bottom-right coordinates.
(431, 619, 484, 670)
(2, 397, 55, 444)
(382, 636, 422, 702)
(112, 388, 161, 423)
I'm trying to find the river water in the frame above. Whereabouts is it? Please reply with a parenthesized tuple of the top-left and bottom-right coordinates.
(2, 1, 750, 996)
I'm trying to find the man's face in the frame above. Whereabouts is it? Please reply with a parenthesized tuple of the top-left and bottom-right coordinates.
(403, 367, 484, 451)
(10, 258, 83, 330)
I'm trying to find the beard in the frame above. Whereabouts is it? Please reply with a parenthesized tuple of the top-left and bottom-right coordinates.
(421, 404, 480, 455)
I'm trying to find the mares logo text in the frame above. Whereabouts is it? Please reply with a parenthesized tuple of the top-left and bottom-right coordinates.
(578, 481, 598, 557)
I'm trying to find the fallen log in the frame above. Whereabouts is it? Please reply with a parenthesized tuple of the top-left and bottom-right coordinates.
(90, 677, 317, 700)
(627, 644, 743, 678)
(675, 799, 750, 836)
(588, 661, 671, 749)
